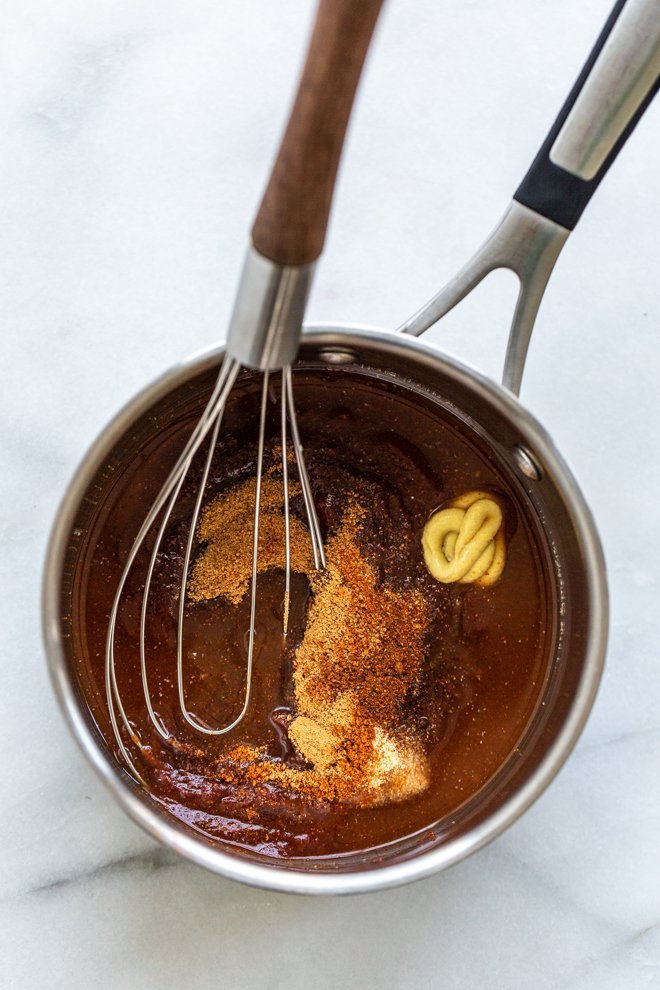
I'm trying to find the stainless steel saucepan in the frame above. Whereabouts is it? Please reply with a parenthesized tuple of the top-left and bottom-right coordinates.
(43, 0, 658, 894)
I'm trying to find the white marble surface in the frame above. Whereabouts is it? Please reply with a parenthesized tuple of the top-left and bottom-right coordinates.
(1, 0, 659, 985)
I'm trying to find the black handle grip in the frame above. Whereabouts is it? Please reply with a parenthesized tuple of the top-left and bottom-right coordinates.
(514, 0, 659, 230)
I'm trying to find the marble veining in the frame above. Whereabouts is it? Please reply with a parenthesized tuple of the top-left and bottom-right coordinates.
(1, 0, 659, 986)
(26, 848, 179, 900)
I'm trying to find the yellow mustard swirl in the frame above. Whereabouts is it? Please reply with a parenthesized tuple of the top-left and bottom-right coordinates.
(422, 491, 506, 587)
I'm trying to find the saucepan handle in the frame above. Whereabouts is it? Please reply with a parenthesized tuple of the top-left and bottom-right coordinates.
(399, 0, 659, 396)
(514, 0, 660, 230)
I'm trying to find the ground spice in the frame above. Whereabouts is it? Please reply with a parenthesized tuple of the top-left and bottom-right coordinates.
(274, 502, 430, 804)
(190, 451, 432, 806)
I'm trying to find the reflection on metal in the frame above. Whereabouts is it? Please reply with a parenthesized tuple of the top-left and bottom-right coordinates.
(550, 0, 660, 179)
(226, 245, 315, 371)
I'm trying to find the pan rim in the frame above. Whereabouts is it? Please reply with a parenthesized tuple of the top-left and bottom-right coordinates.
(42, 322, 608, 895)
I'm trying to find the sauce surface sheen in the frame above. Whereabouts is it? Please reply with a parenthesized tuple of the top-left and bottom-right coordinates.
(69, 369, 553, 859)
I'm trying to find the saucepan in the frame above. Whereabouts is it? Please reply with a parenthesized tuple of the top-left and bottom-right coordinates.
(43, 0, 658, 894)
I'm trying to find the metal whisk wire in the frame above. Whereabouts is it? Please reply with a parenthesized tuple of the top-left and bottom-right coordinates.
(99, 0, 390, 783)
(105, 359, 324, 779)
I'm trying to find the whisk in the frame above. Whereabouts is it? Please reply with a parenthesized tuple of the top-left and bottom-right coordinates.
(105, 0, 384, 780)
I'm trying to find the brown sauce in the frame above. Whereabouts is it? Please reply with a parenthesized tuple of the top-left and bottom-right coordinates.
(69, 368, 554, 859)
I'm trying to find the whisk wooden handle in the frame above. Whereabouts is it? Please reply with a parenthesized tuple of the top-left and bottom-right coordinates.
(251, 0, 384, 268)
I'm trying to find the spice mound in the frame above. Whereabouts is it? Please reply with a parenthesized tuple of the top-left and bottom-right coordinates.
(189, 467, 431, 807)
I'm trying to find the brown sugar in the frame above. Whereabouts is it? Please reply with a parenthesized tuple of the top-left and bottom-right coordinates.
(191, 450, 432, 806)
(288, 694, 356, 772)
(189, 467, 314, 605)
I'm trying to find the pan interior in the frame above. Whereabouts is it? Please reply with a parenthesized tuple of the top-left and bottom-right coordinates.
(55, 331, 600, 877)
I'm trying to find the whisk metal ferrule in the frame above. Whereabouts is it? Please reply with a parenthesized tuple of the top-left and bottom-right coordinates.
(226, 245, 315, 372)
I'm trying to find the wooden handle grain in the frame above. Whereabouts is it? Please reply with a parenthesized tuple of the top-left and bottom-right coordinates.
(251, 0, 384, 267)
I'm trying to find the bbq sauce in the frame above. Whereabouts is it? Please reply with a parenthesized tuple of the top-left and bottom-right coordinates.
(68, 368, 554, 859)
